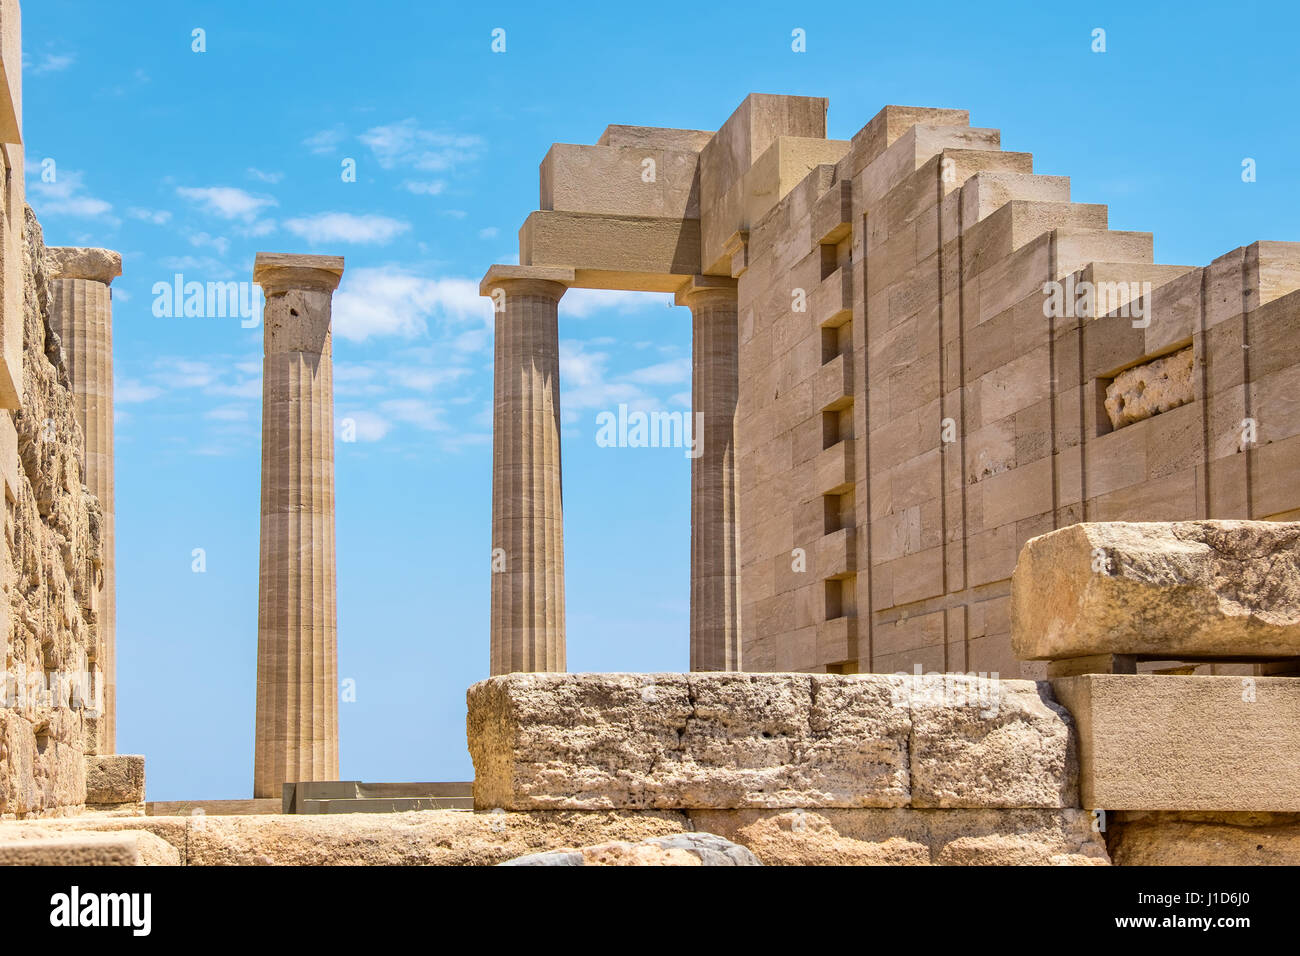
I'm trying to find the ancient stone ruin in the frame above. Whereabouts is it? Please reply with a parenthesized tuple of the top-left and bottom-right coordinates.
(0, 0, 1298, 867)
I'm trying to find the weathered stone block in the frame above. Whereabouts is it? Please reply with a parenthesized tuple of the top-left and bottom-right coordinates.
(501, 832, 761, 866)
(0, 831, 176, 865)
(1052, 674, 1300, 811)
(1104, 347, 1193, 429)
(467, 672, 1078, 811)
(85, 754, 145, 805)
(1012, 520, 1300, 660)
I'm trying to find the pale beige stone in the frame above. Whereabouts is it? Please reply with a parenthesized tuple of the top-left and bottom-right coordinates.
(251, 253, 344, 797)
(0, 830, 177, 865)
(1052, 674, 1300, 811)
(1104, 347, 1193, 428)
(468, 672, 1078, 810)
(1012, 520, 1300, 661)
(85, 754, 144, 805)
(1108, 811, 1300, 865)
(46, 246, 119, 754)
(501, 832, 761, 866)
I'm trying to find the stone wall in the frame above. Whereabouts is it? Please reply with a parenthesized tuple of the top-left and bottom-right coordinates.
(0, 206, 104, 818)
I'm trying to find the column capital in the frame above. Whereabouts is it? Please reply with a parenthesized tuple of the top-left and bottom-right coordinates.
(253, 252, 344, 294)
(479, 264, 575, 299)
(675, 274, 737, 308)
(46, 247, 122, 285)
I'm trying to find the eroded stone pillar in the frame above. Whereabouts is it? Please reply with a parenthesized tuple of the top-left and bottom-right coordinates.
(252, 253, 343, 798)
(481, 265, 573, 675)
(46, 246, 121, 753)
(678, 276, 741, 671)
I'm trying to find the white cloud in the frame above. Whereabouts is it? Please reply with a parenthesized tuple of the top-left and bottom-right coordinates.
(337, 410, 390, 442)
(283, 212, 409, 245)
(379, 398, 445, 432)
(247, 168, 283, 184)
(303, 127, 346, 155)
(115, 379, 163, 403)
(28, 53, 75, 75)
(204, 405, 248, 422)
(477, 227, 499, 239)
(625, 357, 690, 386)
(332, 267, 486, 342)
(128, 207, 172, 225)
(360, 120, 483, 172)
(176, 186, 276, 221)
(403, 180, 446, 196)
(188, 232, 230, 256)
(29, 169, 113, 220)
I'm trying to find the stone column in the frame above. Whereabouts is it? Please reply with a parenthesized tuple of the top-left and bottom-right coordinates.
(481, 265, 573, 675)
(678, 276, 741, 671)
(252, 253, 344, 798)
(46, 247, 122, 753)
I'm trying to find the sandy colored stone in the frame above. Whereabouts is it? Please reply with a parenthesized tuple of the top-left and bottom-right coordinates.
(85, 754, 144, 804)
(468, 672, 1078, 811)
(0, 830, 176, 865)
(502, 832, 761, 866)
(1012, 520, 1300, 660)
(689, 808, 1109, 865)
(468, 672, 911, 810)
(1108, 812, 1300, 865)
(1104, 347, 1193, 428)
(909, 675, 1077, 808)
(43, 246, 122, 284)
(1052, 674, 1300, 812)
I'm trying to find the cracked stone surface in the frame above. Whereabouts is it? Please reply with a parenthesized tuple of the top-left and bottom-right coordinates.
(467, 672, 1076, 810)
(1103, 346, 1193, 429)
(500, 832, 762, 866)
(1012, 520, 1300, 660)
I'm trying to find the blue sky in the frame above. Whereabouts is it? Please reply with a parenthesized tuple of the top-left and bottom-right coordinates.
(22, 1, 1299, 799)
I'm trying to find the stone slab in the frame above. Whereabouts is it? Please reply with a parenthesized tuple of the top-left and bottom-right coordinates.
(467, 672, 1077, 811)
(501, 832, 761, 866)
(1012, 521, 1300, 660)
(85, 754, 145, 805)
(1051, 674, 1300, 811)
(1107, 811, 1300, 865)
(0, 831, 177, 865)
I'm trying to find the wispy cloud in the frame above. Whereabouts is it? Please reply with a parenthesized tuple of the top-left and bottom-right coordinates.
(28, 52, 75, 75)
(128, 207, 172, 225)
(332, 267, 485, 342)
(303, 127, 346, 155)
(247, 168, 283, 184)
(283, 212, 409, 245)
(28, 168, 114, 220)
(360, 120, 483, 173)
(176, 186, 277, 222)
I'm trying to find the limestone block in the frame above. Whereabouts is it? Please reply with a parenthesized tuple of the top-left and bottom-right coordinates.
(909, 675, 1078, 808)
(1108, 811, 1300, 865)
(468, 672, 1079, 811)
(689, 808, 1109, 865)
(597, 125, 713, 152)
(500, 832, 761, 866)
(1012, 520, 1300, 660)
(519, 210, 700, 291)
(1104, 347, 1194, 429)
(1052, 675, 1300, 811)
(541, 143, 700, 219)
(85, 754, 145, 805)
(468, 673, 911, 810)
(0, 831, 177, 865)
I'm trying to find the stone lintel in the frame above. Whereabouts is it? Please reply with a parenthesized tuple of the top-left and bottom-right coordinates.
(253, 252, 345, 294)
(478, 264, 574, 298)
(45, 246, 122, 284)
(675, 274, 738, 308)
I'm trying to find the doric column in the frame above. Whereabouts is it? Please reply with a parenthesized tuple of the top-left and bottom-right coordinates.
(46, 246, 122, 753)
(252, 253, 343, 798)
(480, 265, 574, 675)
(678, 276, 741, 671)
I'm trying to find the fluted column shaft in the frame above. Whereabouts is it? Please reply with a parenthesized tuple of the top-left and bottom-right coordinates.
(680, 278, 741, 671)
(46, 247, 121, 753)
(488, 274, 567, 675)
(252, 253, 343, 798)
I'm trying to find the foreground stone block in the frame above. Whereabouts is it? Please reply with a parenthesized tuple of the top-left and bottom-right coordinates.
(1052, 675, 1300, 811)
(1012, 521, 1300, 661)
(0, 831, 177, 865)
(467, 672, 1077, 810)
(501, 832, 761, 866)
(689, 808, 1108, 865)
(85, 754, 145, 806)
(1107, 812, 1300, 865)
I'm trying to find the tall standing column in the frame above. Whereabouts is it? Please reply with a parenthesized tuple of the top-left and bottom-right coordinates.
(481, 265, 573, 675)
(46, 247, 122, 753)
(678, 276, 742, 671)
(252, 253, 343, 798)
